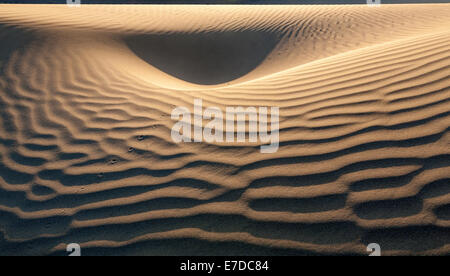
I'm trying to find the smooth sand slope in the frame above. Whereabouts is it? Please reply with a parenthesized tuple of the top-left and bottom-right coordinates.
(0, 4, 449, 255)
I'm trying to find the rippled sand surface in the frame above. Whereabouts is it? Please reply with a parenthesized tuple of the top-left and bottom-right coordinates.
(0, 4, 449, 255)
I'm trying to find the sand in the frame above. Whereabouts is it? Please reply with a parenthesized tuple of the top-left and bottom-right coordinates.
(0, 4, 449, 256)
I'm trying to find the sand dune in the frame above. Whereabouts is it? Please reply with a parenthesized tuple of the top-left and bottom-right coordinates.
(0, 4, 449, 255)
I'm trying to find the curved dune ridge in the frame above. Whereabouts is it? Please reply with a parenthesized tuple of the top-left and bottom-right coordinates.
(0, 4, 449, 255)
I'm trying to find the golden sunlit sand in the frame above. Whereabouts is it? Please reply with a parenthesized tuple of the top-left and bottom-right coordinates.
(0, 4, 449, 255)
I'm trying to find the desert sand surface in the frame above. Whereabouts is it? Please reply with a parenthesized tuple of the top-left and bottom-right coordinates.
(0, 4, 449, 256)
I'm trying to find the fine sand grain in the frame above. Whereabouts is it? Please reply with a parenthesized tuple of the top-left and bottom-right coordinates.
(0, 4, 449, 255)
